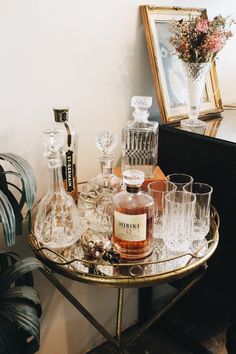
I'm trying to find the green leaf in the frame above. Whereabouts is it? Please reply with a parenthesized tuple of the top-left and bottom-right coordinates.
(0, 257, 43, 293)
(0, 180, 23, 236)
(0, 301, 40, 344)
(24, 338, 40, 354)
(0, 165, 8, 190)
(0, 252, 20, 274)
(0, 251, 20, 264)
(0, 254, 42, 354)
(1, 170, 27, 212)
(0, 313, 28, 354)
(0, 286, 42, 317)
(0, 153, 37, 246)
(0, 190, 16, 246)
(0, 153, 36, 211)
(0, 252, 34, 287)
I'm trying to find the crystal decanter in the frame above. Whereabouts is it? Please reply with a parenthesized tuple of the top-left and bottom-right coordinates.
(78, 131, 122, 258)
(121, 96, 159, 178)
(34, 129, 82, 260)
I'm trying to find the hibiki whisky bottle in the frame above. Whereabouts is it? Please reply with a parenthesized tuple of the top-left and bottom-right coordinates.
(52, 107, 78, 202)
(112, 170, 154, 260)
(78, 131, 122, 239)
(34, 129, 82, 256)
(121, 96, 158, 178)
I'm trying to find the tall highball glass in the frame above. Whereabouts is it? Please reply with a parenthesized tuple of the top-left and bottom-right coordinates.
(164, 190, 196, 253)
(148, 180, 176, 239)
(166, 173, 193, 191)
(184, 182, 213, 246)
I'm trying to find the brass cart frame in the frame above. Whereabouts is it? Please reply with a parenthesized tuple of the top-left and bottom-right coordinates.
(29, 212, 219, 353)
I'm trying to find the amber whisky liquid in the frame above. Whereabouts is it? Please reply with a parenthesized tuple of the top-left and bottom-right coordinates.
(113, 205, 154, 260)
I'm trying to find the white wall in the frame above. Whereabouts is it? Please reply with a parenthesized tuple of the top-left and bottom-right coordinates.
(0, 1, 235, 353)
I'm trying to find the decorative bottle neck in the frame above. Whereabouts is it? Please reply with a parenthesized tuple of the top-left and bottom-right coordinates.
(99, 157, 113, 175)
(133, 110, 149, 122)
(48, 162, 65, 194)
(126, 186, 141, 193)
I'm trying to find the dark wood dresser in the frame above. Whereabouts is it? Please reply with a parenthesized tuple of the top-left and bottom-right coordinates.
(158, 109, 236, 297)
(138, 110, 236, 353)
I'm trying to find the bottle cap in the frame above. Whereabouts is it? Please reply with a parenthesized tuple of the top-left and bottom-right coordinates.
(53, 107, 69, 122)
(123, 170, 144, 187)
(131, 96, 152, 121)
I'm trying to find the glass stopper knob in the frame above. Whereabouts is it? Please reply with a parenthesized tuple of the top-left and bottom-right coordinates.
(131, 96, 152, 109)
(95, 131, 118, 157)
(43, 128, 65, 159)
(123, 169, 144, 186)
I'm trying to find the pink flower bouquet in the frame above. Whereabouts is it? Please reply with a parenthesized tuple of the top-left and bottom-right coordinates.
(169, 11, 234, 63)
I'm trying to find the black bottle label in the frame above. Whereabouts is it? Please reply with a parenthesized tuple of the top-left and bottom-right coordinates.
(65, 150, 74, 192)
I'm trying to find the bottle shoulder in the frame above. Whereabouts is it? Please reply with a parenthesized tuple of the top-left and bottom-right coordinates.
(50, 121, 78, 151)
(80, 173, 122, 198)
(94, 173, 122, 191)
(113, 190, 154, 209)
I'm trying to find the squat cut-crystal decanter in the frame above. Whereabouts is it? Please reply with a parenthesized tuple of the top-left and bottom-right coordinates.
(34, 129, 82, 258)
(78, 131, 122, 255)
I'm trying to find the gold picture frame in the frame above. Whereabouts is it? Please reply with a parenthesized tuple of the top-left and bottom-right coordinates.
(140, 5, 223, 124)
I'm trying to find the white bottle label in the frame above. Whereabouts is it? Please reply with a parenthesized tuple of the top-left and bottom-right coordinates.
(114, 211, 146, 242)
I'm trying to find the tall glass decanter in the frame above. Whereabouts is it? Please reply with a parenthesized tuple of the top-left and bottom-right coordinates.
(121, 96, 158, 178)
(52, 107, 78, 203)
(78, 131, 122, 241)
(34, 129, 82, 256)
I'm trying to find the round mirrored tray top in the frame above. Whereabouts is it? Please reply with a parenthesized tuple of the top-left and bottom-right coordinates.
(28, 215, 219, 288)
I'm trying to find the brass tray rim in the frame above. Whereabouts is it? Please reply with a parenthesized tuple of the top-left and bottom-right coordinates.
(28, 217, 219, 288)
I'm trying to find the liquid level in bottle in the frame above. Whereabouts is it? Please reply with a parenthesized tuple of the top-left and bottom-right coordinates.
(112, 206, 153, 260)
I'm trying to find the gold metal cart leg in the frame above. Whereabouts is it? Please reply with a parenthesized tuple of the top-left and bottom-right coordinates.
(122, 264, 207, 350)
(116, 288, 124, 343)
(40, 267, 121, 350)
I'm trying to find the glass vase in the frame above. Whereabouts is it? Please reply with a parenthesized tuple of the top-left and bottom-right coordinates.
(181, 62, 211, 132)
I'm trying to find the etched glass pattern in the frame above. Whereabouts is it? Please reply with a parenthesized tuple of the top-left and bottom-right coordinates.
(181, 62, 211, 130)
(78, 131, 122, 241)
(34, 129, 82, 257)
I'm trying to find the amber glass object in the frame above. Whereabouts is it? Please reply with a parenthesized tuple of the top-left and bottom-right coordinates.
(112, 170, 154, 260)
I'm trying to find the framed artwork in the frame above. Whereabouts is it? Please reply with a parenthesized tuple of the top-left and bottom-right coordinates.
(140, 6, 223, 124)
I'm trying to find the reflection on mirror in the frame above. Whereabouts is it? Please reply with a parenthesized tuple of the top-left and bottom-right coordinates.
(177, 108, 236, 143)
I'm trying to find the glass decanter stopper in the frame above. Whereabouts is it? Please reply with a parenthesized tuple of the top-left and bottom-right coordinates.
(78, 131, 122, 255)
(121, 96, 159, 178)
(34, 129, 82, 257)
